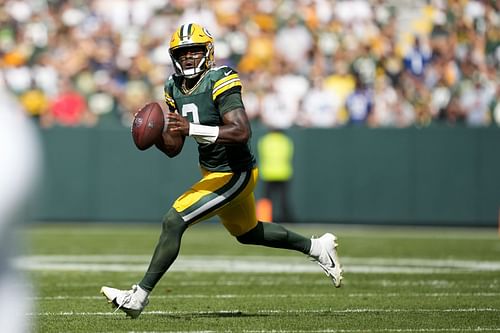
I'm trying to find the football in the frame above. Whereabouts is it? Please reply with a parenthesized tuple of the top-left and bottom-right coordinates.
(132, 102, 165, 150)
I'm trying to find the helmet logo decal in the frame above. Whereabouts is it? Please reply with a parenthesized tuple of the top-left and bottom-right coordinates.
(203, 27, 212, 38)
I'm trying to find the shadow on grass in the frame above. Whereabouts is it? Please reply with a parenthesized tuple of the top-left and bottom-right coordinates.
(156, 310, 270, 319)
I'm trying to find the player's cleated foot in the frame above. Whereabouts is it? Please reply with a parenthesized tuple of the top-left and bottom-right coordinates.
(310, 233, 343, 287)
(100, 284, 149, 319)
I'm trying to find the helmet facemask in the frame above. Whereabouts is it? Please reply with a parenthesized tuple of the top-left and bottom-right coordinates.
(170, 43, 214, 79)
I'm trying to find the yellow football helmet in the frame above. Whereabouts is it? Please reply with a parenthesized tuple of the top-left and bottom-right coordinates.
(169, 23, 215, 78)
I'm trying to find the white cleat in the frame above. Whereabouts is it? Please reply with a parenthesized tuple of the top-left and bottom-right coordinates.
(100, 285, 149, 319)
(310, 233, 343, 287)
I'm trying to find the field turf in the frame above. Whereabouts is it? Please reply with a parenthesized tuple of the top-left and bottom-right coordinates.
(18, 222, 500, 332)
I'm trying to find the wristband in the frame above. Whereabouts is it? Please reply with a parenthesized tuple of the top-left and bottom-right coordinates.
(189, 123, 219, 144)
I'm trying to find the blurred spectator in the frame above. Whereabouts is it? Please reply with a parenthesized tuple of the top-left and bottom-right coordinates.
(403, 35, 432, 79)
(32, 54, 59, 97)
(345, 75, 375, 126)
(372, 75, 408, 127)
(350, 44, 377, 87)
(459, 73, 496, 126)
(440, 94, 466, 125)
(19, 87, 48, 119)
(274, 15, 313, 72)
(3, 53, 31, 94)
(260, 78, 297, 129)
(379, 42, 404, 87)
(177, 0, 220, 38)
(430, 77, 452, 120)
(237, 7, 275, 74)
(324, 56, 356, 124)
(42, 78, 96, 127)
(117, 56, 154, 126)
(298, 76, 341, 127)
(392, 88, 416, 127)
(273, 61, 310, 126)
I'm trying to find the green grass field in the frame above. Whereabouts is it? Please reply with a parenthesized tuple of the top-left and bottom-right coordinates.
(18, 222, 500, 332)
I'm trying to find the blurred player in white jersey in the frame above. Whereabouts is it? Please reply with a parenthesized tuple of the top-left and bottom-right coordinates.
(0, 75, 42, 332)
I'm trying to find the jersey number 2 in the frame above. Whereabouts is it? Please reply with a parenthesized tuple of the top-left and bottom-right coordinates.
(181, 103, 199, 124)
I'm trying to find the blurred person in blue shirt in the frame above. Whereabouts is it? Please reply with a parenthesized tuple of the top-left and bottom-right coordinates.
(345, 74, 374, 126)
(403, 36, 432, 79)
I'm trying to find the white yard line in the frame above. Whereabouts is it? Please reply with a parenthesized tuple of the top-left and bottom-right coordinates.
(33, 292, 500, 301)
(27, 308, 500, 316)
(34, 279, 500, 289)
(13, 255, 500, 273)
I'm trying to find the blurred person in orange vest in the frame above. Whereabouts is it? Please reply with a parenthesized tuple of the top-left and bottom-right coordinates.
(257, 128, 295, 223)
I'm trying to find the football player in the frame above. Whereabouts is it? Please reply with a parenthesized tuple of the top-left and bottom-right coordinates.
(0, 81, 40, 332)
(101, 23, 343, 318)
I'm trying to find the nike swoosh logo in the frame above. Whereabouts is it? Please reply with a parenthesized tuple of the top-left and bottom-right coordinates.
(326, 251, 336, 268)
(224, 71, 232, 76)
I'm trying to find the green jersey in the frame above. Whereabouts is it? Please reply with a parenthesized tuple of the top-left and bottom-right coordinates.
(164, 66, 256, 172)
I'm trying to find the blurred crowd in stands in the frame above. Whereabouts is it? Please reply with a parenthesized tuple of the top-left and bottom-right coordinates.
(0, 0, 499, 129)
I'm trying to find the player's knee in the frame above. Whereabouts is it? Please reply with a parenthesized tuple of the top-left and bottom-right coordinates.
(236, 233, 251, 244)
(161, 208, 187, 235)
(236, 222, 262, 245)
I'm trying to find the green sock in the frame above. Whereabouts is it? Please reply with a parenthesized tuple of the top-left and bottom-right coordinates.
(236, 221, 311, 254)
(139, 209, 187, 292)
